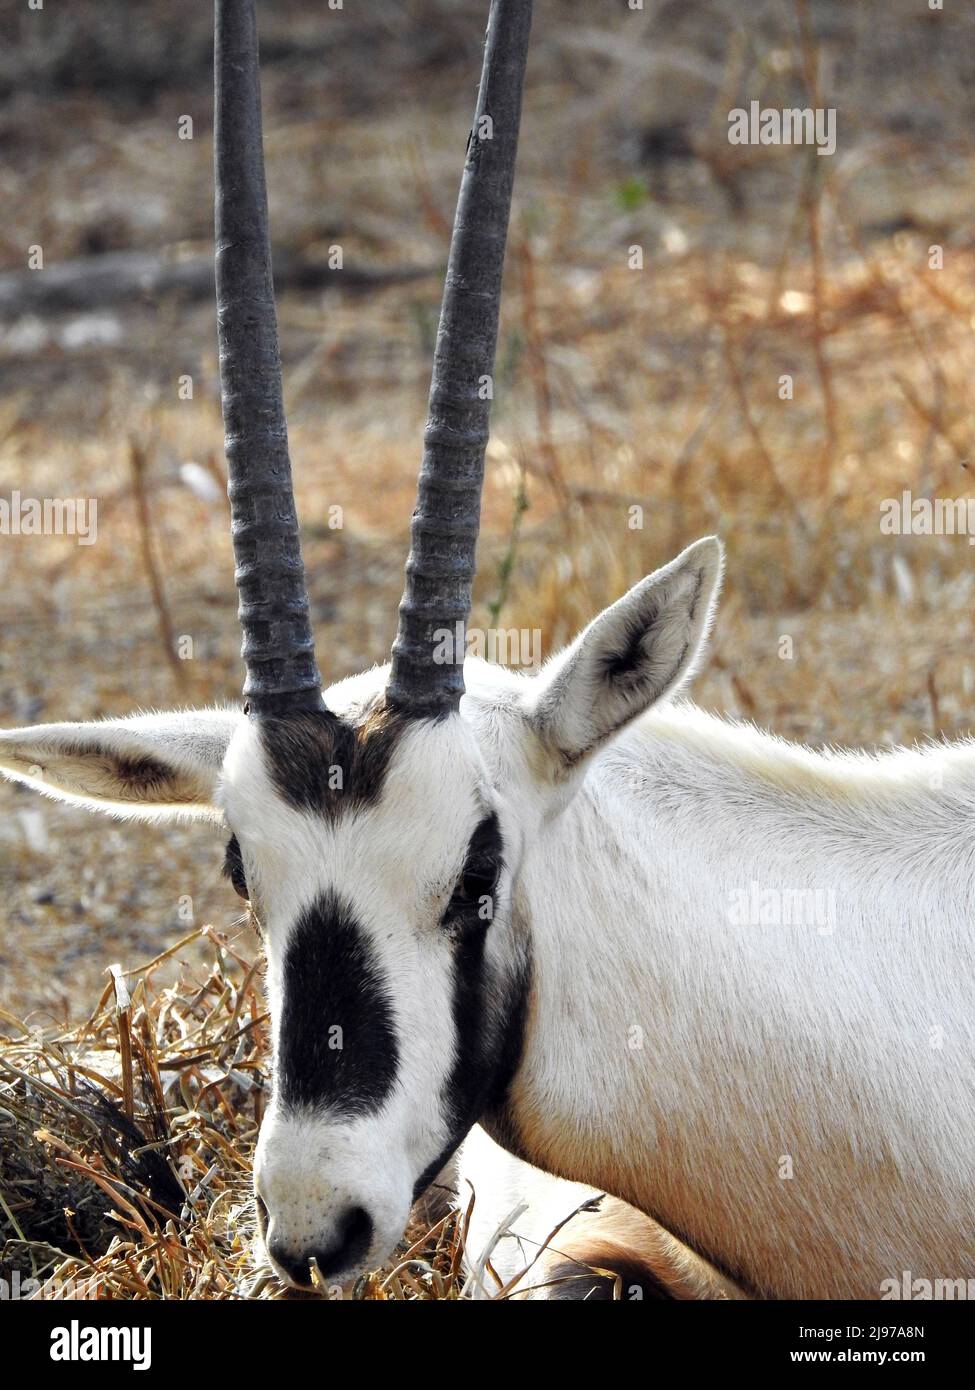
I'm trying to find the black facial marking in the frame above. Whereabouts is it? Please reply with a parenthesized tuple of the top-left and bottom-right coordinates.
(445, 925, 497, 1130)
(259, 703, 406, 818)
(222, 834, 248, 899)
(412, 941, 531, 1202)
(278, 890, 399, 1117)
(413, 818, 530, 1202)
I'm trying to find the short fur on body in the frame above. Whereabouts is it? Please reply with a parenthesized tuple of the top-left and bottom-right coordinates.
(2, 536, 974, 1298)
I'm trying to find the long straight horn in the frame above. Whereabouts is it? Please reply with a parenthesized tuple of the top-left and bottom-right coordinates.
(387, 0, 534, 716)
(214, 0, 323, 717)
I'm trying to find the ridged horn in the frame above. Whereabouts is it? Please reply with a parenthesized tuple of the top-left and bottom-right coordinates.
(214, 0, 323, 717)
(386, 0, 534, 716)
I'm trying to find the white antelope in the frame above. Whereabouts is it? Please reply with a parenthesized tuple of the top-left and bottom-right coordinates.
(2, 0, 973, 1302)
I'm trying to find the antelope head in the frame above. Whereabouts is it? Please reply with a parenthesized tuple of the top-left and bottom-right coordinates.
(0, 0, 721, 1288)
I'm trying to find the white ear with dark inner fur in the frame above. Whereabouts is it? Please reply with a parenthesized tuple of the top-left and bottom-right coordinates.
(0, 708, 242, 820)
(524, 537, 723, 770)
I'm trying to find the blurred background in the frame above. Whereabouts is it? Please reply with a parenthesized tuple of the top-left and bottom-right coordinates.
(2, 0, 975, 1019)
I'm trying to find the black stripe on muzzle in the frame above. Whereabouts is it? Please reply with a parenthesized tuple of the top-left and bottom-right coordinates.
(278, 890, 399, 1117)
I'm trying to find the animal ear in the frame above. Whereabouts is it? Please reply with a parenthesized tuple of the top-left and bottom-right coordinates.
(0, 708, 242, 820)
(525, 538, 722, 770)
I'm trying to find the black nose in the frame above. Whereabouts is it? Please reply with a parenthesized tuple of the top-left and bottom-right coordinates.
(268, 1206, 374, 1288)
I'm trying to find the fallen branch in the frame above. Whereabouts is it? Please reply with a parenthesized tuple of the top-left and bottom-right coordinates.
(0, 248, 437, 320)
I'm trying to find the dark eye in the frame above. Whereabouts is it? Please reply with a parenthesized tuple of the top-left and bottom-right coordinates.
(445, 860, 501, 934)
(223, 835, 249, 900)
(445, 813, 504, 933)
(456, 864, 500, 905)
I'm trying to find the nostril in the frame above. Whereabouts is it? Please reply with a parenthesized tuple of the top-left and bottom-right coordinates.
(268, 1239, 313, 1289)
(342, 1206, 373, 1264)
(310, 1205, 374, 1279)
(264, 1206, 374, 1288)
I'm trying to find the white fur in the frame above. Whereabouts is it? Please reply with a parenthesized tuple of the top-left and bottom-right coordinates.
(459, 682, 975, 1297)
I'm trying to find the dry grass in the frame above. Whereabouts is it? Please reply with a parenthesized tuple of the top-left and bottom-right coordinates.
(3, 0, 975, 1298)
